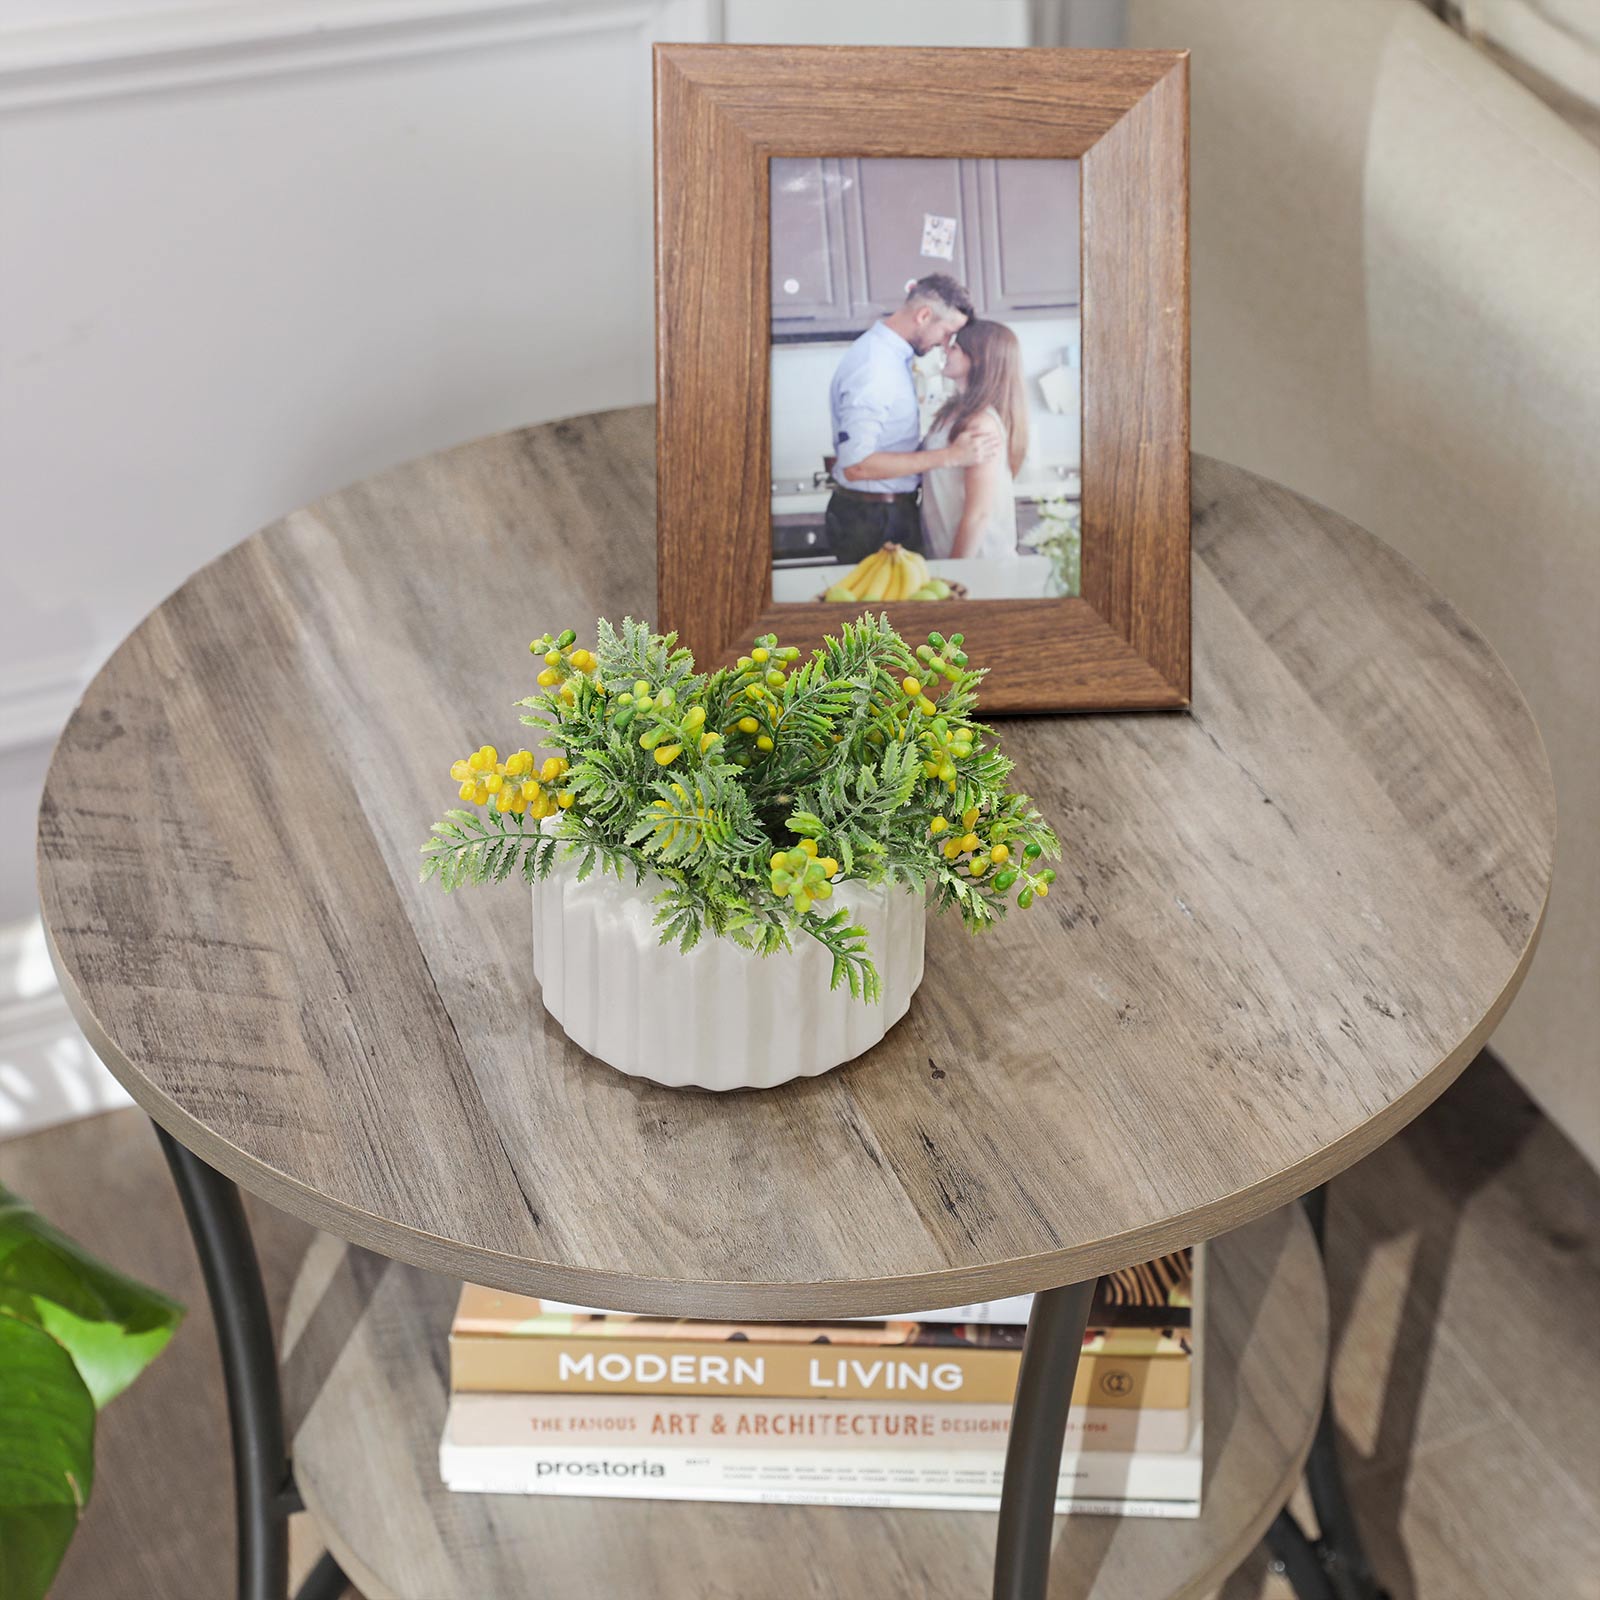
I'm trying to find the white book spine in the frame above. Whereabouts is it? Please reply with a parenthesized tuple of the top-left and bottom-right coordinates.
(443, 1392, 1194, 1456)
(439, 1435, 1202, 1512)
(439, 1472, 1198, 1517)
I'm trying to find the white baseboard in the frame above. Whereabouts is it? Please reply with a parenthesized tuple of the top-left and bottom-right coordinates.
(0, 917, 132, 1143)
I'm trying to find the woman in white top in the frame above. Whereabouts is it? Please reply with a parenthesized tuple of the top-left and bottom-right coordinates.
(919, 319, 1029, 560)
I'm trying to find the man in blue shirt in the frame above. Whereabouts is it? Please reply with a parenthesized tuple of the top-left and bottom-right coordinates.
(826, 274, 998, 564)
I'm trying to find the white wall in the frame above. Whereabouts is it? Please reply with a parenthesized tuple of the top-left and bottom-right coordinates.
(0, 0, 1028, 1135)
(723, 0, 1030, 46)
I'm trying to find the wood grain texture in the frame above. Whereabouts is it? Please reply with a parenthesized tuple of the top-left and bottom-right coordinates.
(35, 412, 1554, 1317)
(282, 1205, 1325, 1600)
(654, 44, 1190, 712)
(13, 1060, 1594, 1599)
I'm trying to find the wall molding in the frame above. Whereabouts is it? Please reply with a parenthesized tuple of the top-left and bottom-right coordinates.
(0, 917, 132, 1143)
(0, 0, 672, 111)
(0, 656, 84, 756)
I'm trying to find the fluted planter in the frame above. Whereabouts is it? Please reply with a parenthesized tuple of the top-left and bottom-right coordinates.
(531, 848, 926, 1091)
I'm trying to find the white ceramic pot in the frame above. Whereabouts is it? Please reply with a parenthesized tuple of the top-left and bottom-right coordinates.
(531, 848, 925, 1091)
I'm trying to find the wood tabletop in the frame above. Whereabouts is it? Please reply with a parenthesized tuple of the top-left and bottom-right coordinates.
(36, 408, 1554, 1317)
(283, 1204, 1326, 1600)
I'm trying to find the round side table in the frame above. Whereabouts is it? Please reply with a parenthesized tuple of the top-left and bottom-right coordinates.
(36, 411, 1553, 1600)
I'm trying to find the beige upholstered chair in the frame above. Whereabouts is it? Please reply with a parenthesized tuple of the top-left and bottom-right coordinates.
(1127, 0, 1600, 1167)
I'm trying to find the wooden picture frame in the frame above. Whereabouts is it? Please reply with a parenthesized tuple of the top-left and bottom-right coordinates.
(654, 44, 1189, 713)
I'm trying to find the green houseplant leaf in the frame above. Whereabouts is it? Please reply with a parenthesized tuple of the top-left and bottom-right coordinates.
(0, 1313, 95, 1600)
(0, 1187, 183, 1408)
(0, 1183, 183, 1600)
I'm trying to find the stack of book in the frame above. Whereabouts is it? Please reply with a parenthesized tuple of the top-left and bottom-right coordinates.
(440, 1247, 1202, 1518)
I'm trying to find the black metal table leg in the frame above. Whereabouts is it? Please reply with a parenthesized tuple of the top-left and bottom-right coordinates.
(154, 1121, 350, 1600)
(992, 1277, 1099, 1600)
(1262, 1187, 1392, 1600)
(1266, 1508, 1340, 1600)
(295, 1549, 354, 1600)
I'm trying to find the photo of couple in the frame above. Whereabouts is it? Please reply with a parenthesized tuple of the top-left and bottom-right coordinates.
(824, 274, 1025, 567)
(768, 156, 1081, 605)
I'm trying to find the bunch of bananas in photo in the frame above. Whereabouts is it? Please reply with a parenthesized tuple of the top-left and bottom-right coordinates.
(824, 542, 954, 603)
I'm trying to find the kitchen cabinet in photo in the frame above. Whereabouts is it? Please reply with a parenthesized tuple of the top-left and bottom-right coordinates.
(770, 158, 1080, 340)
(975, 159, 1081, 319)
(770, 158, 851, 327)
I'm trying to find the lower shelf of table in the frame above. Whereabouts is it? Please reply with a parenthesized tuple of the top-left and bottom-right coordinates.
(280, 1205, 1326, 1600)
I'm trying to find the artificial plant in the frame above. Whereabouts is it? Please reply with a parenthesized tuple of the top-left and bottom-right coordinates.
(420, 614, 1060, 1000)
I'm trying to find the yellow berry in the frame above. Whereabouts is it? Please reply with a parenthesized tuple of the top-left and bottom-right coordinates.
(558, 791, 575, 808)
(1035, 882, 1049, 898)
(537, 668, 561, 687)
(818, 858, 838, 878)
(738, 716, 759, 734)
(496, 790, 514, 812)
(522, 780, 541, 800)
(967, 858, 988, 877)
(472, 784, 490, 806)
(902, 676, 921, 697)
(917, 696, 936, 716)
(544, 649, 561, 666)
(484, 773, 504, 793)
(451, 760, 472, 782)
(752, 647, 769, 663)
(960, 832, 980, 852)
(929, 817, 948, 834)
(943, 839, 963, 860)
(771, 852, 787, 870)
(990, 844, 1010, 864)
(798, 839, 818, 857)
(654, 744, 682, 766)
(756, 735, 774, 752)
(458, 781, 475, 800)
(699, 731, 720, 754)
(962, 808, 980, 830)
(684, 706, 706, 730)
(510, 796, 527, 815)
